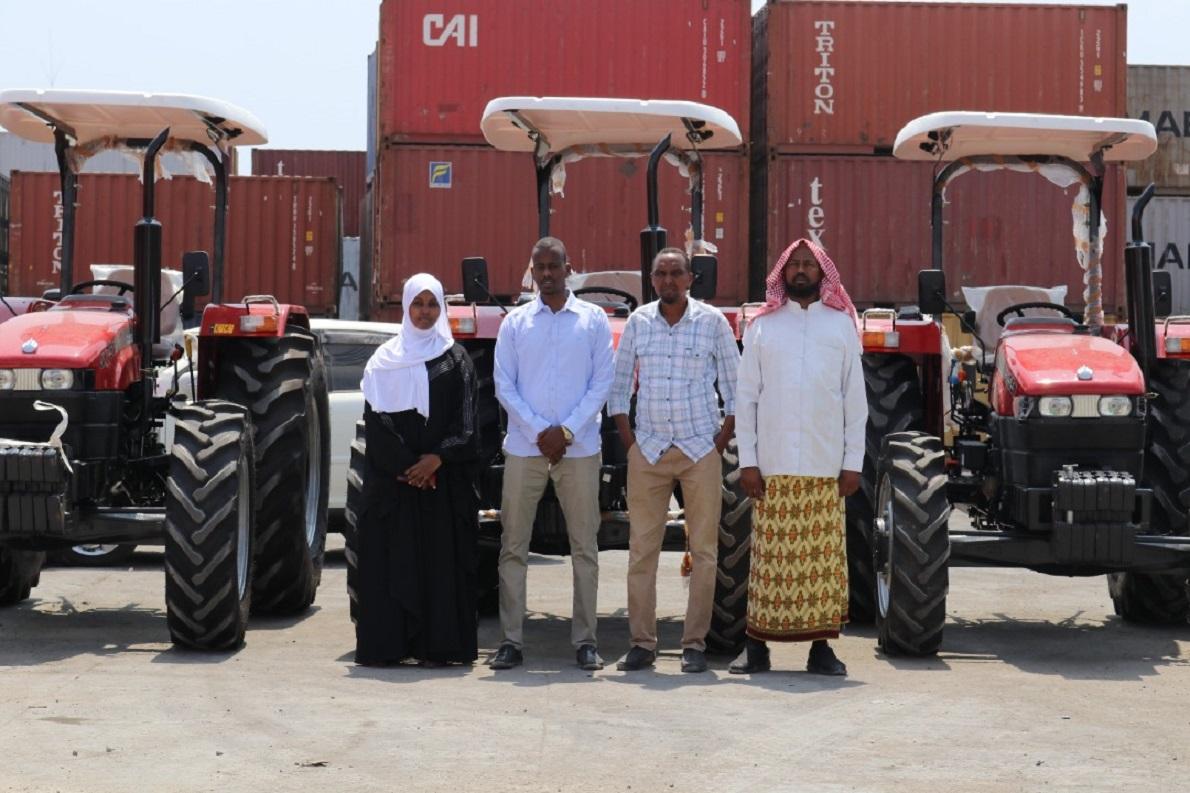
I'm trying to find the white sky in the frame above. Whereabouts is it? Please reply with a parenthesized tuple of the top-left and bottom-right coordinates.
(0, 0, 1185, 155)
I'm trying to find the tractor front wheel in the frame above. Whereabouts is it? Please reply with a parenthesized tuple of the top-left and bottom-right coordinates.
(706, 439, 752, 655)
(874, 432, 950, 656)
(0, 547, 44, 607)
(164, 401, 255, 650)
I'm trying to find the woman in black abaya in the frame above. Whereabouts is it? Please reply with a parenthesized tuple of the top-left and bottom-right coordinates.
(355, 272, 480, 667)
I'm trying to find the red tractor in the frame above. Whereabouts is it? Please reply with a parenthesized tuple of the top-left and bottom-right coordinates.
(0, 90, 330, 650)
(848, 111, 1190, 655)
(346, 97, 754, 652)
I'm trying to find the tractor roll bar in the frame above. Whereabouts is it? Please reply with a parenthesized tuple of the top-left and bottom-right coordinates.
(134, 127, 170, 373)
(51, 135, 229, 301)
(639, 134, 672, 305)
(931, 154, 1105, 332)
(53, 130, 79, 294)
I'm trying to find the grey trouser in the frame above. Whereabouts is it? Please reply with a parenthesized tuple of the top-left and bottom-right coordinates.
(499, 452, 601, 649)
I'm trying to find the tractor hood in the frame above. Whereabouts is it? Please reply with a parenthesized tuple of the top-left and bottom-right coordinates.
(998, 331, 1144, 396)
(0, 309, 133, 369)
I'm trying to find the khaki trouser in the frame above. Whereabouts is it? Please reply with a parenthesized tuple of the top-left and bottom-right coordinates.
(626, 445, 722, 652)
(499, 452, 601, 649)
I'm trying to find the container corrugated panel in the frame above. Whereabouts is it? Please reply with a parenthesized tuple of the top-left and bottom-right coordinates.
(1128, 195, 1190, 312)
(754, 1, 1128, 153)
(367, 47, 378, 179)
(360, 183, 374, 319)
(1127, 66, 1190, 194)
(759, 156, 1127, 312)
(0, 175, 9, 291)
(372, 144, 749, 310)
(378, 0, 751, 144)
(8, 172, 341, 315)
(251, 150, 363, 237)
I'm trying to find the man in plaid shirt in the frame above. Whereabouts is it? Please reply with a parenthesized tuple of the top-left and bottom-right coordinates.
(608, 248, 740, 674)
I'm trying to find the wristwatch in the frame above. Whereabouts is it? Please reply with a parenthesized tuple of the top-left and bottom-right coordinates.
(561, 425, 574, 445)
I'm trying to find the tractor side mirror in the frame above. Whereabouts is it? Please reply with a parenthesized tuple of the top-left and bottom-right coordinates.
(690, 254, 718, 301)
(1152, 269, 1173, 318)
(462, 257, 491, 305)
(917, 269, 947, 316)
(181, 251, 211, 320)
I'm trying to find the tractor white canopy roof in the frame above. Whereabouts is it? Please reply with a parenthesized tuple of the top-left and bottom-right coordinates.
(893, 111, 1156, 163)
(481, 97, 742, 155)
(0, 89, 267, 147)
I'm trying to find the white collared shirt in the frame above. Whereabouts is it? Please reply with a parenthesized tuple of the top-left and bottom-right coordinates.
(494, 292, 615, 458)
(736, 300, 868, 476)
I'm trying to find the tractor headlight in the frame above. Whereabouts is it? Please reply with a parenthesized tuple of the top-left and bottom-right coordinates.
(1038, 396, 1073, 417)
(40, 369, 74, 390)
(0, 369, 13, 390)
(1098, 395, 1132, 417)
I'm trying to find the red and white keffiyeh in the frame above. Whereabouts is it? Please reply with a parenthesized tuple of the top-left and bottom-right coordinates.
(755, 238, 858, 326)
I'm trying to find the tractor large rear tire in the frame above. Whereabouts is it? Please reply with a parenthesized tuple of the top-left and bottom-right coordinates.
(847, 354, 925, 624)
(344, 419, 365, 625)
(164, 401, 255, 650)
(216, 328, 331, 615)
(1111, 359, 1190, 624)
(706, 439, 752, 655)
(874, 432, 950, 656)
(0, 547, 45, 607)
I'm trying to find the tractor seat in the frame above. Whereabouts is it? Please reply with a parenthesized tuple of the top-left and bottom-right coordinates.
(1002, 316, 1077, 334)
(88, 264, 185, 359)
(961, 284, 1070, 364)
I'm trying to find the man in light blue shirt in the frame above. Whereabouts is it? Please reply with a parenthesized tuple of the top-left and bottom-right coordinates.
(489, 237, 615, 671)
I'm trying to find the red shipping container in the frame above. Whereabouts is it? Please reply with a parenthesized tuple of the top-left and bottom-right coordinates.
(756, 155, 1127, 312)
(252, 149, 365, 237)
(754, 1, 1128, 153)
(8, 172, 342, 315)
(377, 0, 751, 144)
(370, 144, 749, 311)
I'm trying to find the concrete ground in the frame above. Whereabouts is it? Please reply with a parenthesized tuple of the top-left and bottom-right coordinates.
(2, 522, 1189, 792)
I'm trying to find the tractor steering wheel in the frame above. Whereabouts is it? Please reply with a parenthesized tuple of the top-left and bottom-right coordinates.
(995, 301, 1077, 327)
(69, 279, 134, 296)
(572, 286, 639, 312)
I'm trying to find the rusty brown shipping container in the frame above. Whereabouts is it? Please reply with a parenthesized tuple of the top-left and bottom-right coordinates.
(377, 0, 751, 144)
(753, 1, 1128, 153)
(757, 156, 1126, 311)
(1127, 65, 1190, 193)
(8, 172, 341, 315)
(252, 149, 364, 236)
(370, 144, 749, 312)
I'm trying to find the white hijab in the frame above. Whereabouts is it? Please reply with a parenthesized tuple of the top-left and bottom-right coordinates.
(360, 273, 454, 417)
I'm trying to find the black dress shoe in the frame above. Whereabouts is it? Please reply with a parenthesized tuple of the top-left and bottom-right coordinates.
(728, 638, 771, 674)
(576, 644, 604, 671)
(488, 643, 523, 670)
(806, 642, 847, 676)
(615, 646, 656, 671)
(681, 648, 708, 673)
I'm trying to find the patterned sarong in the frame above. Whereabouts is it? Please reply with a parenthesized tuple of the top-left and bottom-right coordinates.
(746, 475, 849, 642)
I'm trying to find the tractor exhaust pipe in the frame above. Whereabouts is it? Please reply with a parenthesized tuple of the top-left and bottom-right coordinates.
(134, 127, 169, 371)
(1126, 183, 1157, 384)
(640, 133, 671, 305)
